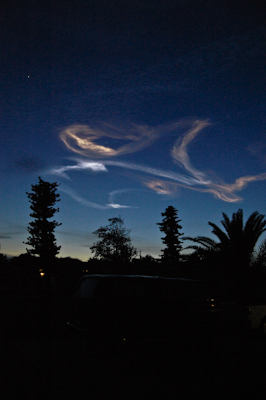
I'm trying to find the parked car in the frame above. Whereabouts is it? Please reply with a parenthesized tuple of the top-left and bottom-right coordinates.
(67, 274, 224, 348)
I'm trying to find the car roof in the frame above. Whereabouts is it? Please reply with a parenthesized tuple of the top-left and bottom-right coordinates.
(80, 274, 200, 283)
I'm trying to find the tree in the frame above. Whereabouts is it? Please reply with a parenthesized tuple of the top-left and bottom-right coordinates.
(184, 209, 266, 300)
(157, 206, 183, 265)
(185, 209, 266, 269)
(24, 177, 61, 269)
(252, 239, 266, 268)
(90, 216, 137, 263)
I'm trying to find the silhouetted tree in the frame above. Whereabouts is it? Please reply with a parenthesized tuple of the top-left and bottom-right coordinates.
(251, 239, 266, 268)
(157, 206, 183, 265)
(185, 209, 266, 269)
(24, 177, 61, 287)
(90, 216, 137, 263)
(185, 209, 266, 300)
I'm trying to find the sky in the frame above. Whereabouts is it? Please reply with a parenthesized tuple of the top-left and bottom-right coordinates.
(1, 0, 266, 261)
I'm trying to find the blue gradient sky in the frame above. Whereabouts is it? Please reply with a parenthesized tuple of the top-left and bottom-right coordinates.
(1, 0, 266, 260)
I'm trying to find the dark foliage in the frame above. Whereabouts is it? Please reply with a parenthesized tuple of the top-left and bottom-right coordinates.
(157, 206, 183, 265)
(24, 177, 61, 260)
(90, 216, 137, 263)
(184, 209, 266, 301)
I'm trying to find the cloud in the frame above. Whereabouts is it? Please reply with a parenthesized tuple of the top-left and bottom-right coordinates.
(51, 157, 210, 188)
(57, 229, 95, 241)
(108, 189, 138, 208)
(143, 179, 178, 195)
(0, 218, 27, 238)
(60, 123, 158, 158)
(59, 121, 185, 159)
(50, 161, 108, 179)
(59, 186, 108, 210)
(48, 119, 266, 206)
(171, 120, 211, 183)
(143, 121, 266, 202)
(106, 203, 132, 209)
(0, 234, 12, 239)
(59, 185, 135, 210)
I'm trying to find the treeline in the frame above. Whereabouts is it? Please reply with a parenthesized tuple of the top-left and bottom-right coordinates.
(1, 177, 266, 302)
(0, 251, 196, 293)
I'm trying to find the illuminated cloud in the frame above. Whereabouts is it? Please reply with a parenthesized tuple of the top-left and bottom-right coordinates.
(209, 173, 266, 202)
(59, 121, 189, 159)
(143, 180, 178, 195)
(107, 203, 132, 209)
(60, 123, 161, 158)
(60, 186, 108, 209)
(51, 158, 208, 186)
(60, 186, 134, 209)
(171, 120, 211, 183)
(50, 161, 108, 179)
(49, 119, 266, 206)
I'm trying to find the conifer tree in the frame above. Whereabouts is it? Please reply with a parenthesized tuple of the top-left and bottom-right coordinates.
(24, 177, 61, 267)
(157, 206, 183, 265)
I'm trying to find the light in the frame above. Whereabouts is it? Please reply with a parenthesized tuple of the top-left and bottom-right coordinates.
(39, 268, 45, 278)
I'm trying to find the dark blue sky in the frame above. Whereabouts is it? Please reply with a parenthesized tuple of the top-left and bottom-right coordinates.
(1, 0, 266, 260)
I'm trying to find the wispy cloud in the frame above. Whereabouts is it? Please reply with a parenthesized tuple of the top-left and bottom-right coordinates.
(171, 120, 211, 183)
(59, 121, 186, 158)
(59, 185, 135, 210)
(60, 123, 158, 158)
(108, 189, 138, 209)
(142, 179, 179, 195)
(59, 186, 108, 210)
(51, 161, 108, 179)
(0, 218, 26, 238)
(48, 119, 266, 206)
(0, 234, 12, 239)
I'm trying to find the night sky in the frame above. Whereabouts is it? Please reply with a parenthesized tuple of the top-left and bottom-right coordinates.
(1, 0, 266, 260)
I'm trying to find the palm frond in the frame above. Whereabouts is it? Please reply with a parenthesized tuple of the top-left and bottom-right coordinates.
(184, 236, 219, 251)
(244, 212, 266, 251)
(252, 238, 266, 267)
(208, 222, 230, 248)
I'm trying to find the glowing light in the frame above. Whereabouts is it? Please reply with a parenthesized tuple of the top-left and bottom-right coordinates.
(51, 119, 266, 205)
(39, 269, 45, 277)
(107, 203, 132, 209)
(143, 180, 177, 195)
(59, 123, 163, 158)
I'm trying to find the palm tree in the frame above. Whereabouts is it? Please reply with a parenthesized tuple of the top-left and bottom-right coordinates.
(252, 239, 266, 268)
(186, 209, 266, 266)
(185, 209, 266, 300)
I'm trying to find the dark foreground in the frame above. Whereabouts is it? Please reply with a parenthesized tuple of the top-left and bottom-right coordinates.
(1, 289, 266, 399)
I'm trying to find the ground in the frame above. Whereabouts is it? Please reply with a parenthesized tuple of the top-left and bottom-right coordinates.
(1, 289, 266, 399)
